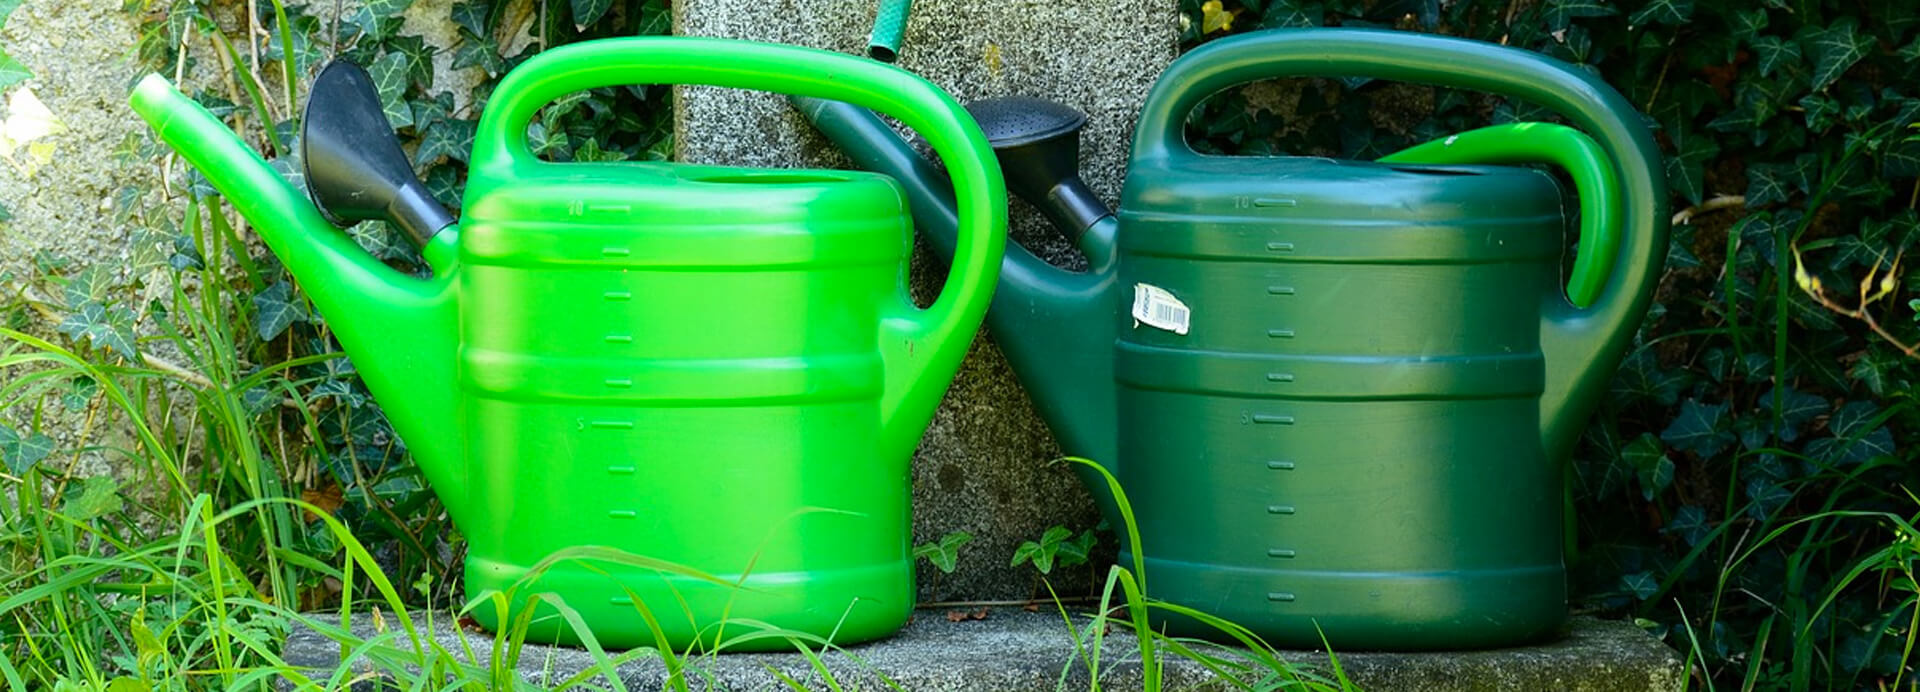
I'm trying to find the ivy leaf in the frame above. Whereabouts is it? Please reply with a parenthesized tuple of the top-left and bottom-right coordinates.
(571, 0, 613, 28)
(0, 201, 10, 222)
(912, 531, 974, 574)
(1804, 19, 1876, 91)
(424, 164, 463, 208)
(409, 91, 454, 133)
(1621, 433, 1674, 501)
(1664, 126, 1719, 205)
(1545, 0, 1615, 30)
(572, 138, 628, 163)
(0, 48, 30, 91)
(1628, 0, 1693, 27)
(451, 0, 488, 37)
(633, 0, 670, 35)
(415, 118, 476, 165)
(1799, 94, 1840, 133)
(1259, 0, 1322, 28)
(1743, 479, 1792, 522)
(1751, 35, 1803, 78)
(1883, 138, 1920, 179)
(350, 221, 410, 262)
(387, 35, 435, 91)
(252, 281, 310, 342)
(0, 424, 54, 474)
(62, 376, 97, 412)
(367, 52, 414, 130)
(1578, 425, 1632, 499)
(1055, 530, 1097, 569)
(56, 302, 141, 362)
(1745, 163, 1794, 208)
(365, 0, 414, 17)
(61, 266, 108, 310)
(1760, 385, 1826, 442)
(452, 36, 508, 76)
(1622, 571, 1659, 600)
(1666, 505, 1710, 546)
(1808, 401, 1895, 466)
(1730, 8, 1768, 41)
(1010, 541, 1053, 574)
(63, 476, 123, 521)
(1661, 398, 1735, 459)
(1849, 349, 1903, 396)
(343, 5, 404, 41)
(1611, 349, 1688, 407)
(1038, 525, 1072, 549)
(1745, 155, 1816, 208)
(526, 122, 566, 159)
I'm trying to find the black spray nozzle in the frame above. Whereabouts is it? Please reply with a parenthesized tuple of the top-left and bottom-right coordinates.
(301, 60, 454, 247)
(963, 96, 1112, 240)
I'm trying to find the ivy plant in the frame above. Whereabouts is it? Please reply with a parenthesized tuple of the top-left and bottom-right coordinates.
(1181, 1, 1920, 688)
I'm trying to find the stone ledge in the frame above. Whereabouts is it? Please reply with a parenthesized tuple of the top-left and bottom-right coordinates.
(281, 610, 1683, 691)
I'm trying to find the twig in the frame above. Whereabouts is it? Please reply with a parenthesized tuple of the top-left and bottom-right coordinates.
(1793, 247, 1920, 359)
(11, 285, 307, 407)
(1673, 195, 1748, 226)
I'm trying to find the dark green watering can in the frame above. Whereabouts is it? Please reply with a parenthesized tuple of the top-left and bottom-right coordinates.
(131, 37, 1007, 650)
(799, 28, 1667, 650)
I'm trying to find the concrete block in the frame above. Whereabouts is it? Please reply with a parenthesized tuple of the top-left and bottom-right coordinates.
(673, 0, 1180, 601)
(281, 611, 1686, 691)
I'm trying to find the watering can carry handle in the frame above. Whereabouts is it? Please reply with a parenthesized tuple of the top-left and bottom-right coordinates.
(468, 37, 1008, 440)
(1131, 28, 1668, 460)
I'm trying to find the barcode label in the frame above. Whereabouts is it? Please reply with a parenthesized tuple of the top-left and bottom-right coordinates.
(1132, 283, 1191, 335)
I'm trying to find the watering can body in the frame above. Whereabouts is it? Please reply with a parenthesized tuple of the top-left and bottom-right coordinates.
(456, 162, 930, 649)
(1103, 31, 1667, 649)
(1118, 156, 1574, 649)
(130, 37, 1007, 650)
(800, 28, 1666, 650)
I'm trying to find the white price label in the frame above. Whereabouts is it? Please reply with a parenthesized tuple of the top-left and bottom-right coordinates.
(1132, 283, 1191, 335)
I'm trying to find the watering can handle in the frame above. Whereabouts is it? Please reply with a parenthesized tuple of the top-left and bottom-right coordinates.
(1130, 28, 1668, 461)
(469, 37, 1008, 450)
(1379, 123, 1620, 309)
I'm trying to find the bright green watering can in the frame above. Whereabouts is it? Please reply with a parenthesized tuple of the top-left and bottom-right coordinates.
(130, 37, 1008, 649)
(801, 28, 1668, 650)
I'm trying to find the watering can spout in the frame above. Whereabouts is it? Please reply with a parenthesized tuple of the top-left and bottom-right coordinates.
(792, 96, 1125, 522)
(129, 74, 471, 526)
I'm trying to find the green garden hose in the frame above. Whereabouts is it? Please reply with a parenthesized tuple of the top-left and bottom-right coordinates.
(867, 0, 912, 62)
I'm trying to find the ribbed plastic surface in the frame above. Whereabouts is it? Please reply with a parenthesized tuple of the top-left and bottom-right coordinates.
(1117, 156, 1571, 649)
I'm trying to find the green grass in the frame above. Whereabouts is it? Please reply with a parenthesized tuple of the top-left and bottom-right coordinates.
(0, 224, 1346, 689)
(6, 0, 1354, 683)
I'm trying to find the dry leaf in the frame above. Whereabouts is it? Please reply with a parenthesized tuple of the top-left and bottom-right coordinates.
(302, 482, 345, 520)
(1200, 1, 1235, 34)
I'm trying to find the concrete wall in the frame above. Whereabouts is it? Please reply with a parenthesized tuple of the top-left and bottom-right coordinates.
(674, 0, 1180, 600)
(4, 0, 1178, 602)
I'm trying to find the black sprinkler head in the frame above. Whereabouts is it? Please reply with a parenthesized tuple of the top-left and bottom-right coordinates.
(301, 59, 453, 247)
(965, 96, 1111, 239)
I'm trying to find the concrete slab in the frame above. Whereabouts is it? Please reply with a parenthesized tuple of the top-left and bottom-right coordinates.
(673, 0, 1181, 603)
(281, 610, 1685, 691)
